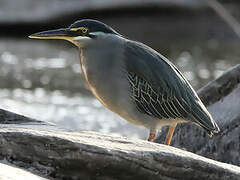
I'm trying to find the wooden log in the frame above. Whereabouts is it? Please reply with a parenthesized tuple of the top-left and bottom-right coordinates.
(0, 125, 240, 180)
(0, 162, 47, 180)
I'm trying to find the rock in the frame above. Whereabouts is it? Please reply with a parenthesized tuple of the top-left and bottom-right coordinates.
(0, 162, 48, 180)
(155, 65, 240, 166)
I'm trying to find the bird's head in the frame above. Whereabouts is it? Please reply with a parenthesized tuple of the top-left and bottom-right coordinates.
(29, 19, 119, 47)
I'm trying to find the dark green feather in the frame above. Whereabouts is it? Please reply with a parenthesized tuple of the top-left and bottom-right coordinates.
(124, 40, 220, 134)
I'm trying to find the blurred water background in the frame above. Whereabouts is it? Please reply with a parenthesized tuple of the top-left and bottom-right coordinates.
(0, 0, 239, 139)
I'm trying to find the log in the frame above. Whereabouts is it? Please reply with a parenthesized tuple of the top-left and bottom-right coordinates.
(0, 108, 51, 125)
(0, 162, 47, 180)
(0, 123, 240, 180)
(155, 65, 240, 166)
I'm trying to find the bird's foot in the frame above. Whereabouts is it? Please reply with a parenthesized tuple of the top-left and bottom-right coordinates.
(148, 127, 156, 142)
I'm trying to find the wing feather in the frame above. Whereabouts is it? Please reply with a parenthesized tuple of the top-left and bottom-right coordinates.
(125, 40, 220, 134)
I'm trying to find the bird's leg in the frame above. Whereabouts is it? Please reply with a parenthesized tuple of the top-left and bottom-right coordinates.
(165, 123, 177, 145)
(148, 127, 157, 142)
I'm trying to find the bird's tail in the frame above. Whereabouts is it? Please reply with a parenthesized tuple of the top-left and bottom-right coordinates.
(190, 100, 220, 136)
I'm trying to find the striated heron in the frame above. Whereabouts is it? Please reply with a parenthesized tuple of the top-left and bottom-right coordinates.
(29, 19, 220, 145)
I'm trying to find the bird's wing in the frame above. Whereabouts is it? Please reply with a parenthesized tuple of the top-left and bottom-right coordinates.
(127, 71, 189, 120)
(124, 40, 219, 134)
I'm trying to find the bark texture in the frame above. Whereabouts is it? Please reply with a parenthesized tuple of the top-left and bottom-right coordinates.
(0, 162, 47, 180)
(0, 124, 240, 180)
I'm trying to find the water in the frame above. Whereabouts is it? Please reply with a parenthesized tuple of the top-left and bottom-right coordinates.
(0, 38, 238, 139)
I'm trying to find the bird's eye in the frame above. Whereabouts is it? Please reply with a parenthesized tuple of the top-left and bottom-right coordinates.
(70, 27, 88, 34)
(81, 28, 88, 34)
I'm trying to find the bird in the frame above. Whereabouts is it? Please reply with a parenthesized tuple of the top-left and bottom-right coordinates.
(29, 19, 220, 145)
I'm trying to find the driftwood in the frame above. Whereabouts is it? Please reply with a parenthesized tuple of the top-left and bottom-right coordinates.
(0, 122, 240, 180)
(156, 65, 240, 166)
(0, 65, 240, 179)
(0, 162, 47, 180)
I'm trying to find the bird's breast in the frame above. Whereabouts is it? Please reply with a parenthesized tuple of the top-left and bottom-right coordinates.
(80, 54, 123, 110)
(79, 45, 154, 127)
(80, 61, 109, 108)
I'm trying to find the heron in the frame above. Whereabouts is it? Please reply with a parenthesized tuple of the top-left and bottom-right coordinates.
(29, 19, 220, 145)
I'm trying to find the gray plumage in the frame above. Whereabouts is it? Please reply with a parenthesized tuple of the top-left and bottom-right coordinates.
(29, 19, 220, 143)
